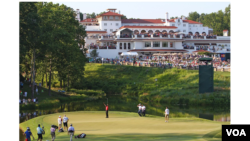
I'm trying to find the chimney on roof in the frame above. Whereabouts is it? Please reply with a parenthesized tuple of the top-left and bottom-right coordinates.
(165, 12, 168, 23)
(223, 30, 228, 36)
(76, 9, 80, 22)
(82, 13, 86, 20)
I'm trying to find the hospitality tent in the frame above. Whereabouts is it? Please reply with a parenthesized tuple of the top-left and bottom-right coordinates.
(121, 52, 138, 56)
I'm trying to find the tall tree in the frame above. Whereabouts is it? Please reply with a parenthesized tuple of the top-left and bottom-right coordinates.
(187, 11, 200, 21)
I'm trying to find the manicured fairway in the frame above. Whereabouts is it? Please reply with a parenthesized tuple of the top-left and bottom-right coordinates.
(20, 111, 229, 141)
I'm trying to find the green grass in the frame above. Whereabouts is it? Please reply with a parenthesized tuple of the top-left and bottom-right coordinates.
(20, 111, 229, 141)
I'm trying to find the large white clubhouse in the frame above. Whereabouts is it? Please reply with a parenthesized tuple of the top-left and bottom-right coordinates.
(75, 8, 230, 58)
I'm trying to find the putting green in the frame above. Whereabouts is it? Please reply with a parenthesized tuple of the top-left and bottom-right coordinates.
(20, 111, 229, 141)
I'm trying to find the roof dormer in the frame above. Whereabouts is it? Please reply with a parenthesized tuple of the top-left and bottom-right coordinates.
(107, 8, 117, 13)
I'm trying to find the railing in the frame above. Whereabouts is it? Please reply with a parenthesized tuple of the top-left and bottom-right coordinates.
(206, 36, 217, 39)
(183, 46, 194, 49)
(120, 35, 132, 38)
(153, 35, 160, 37)
(90, 46, 98, 49)
(144, 34, 151, 38)
(137, 35, 142, 38)
(103, 36, 115, 39)
(162, 34, 168, 38)
(99, 46, 107, 49)
(108, 46, 116, 49)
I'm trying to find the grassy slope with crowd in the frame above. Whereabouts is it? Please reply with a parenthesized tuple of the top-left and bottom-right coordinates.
(28, 63, 230, 107)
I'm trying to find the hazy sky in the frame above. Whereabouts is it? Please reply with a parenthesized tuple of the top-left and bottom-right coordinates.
(56, 2, 230, 19)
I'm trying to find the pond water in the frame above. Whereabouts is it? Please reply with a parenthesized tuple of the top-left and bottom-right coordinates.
(19, 96, 230, 141)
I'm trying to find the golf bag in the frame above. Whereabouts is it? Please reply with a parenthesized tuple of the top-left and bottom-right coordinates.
(75, 133, 86, 138)
(51, 125, 58, 129)
(58, 128, 64, 132)
(42, 126, 45, 134)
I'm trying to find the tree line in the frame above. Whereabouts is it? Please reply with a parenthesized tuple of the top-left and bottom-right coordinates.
(20, 2, 87, 98)
(185, 4, 230, 36)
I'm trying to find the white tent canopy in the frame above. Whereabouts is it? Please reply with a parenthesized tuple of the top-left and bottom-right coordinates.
(121, 52, 138, 56)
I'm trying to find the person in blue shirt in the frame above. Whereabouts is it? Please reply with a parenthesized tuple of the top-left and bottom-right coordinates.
(37, 124, 44, 141)
(23, 127, 35, 141)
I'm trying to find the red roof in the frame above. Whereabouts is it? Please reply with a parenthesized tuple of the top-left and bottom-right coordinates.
(96, 11, 123, 18)
(168, 19, 202, 24)
(193, 49, 211, 53)
(80, 18, 98, 22)
(129, 49, 188, 52)
(86, 31, 107, 33)
(223, 30, 228, 31)
(122, 19, 165, 23)
(120, 26, 177, 29)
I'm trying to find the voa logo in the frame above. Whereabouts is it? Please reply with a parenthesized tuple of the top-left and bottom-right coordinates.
(226, 129, 246, 136)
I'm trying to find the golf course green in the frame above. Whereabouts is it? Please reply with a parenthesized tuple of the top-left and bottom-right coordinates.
(20, 111, 229, 141)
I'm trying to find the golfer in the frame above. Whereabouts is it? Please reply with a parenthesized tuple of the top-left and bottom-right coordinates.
(165, 107, 169, 122)
(50, 125, 56, 141)
(36, 124, 43, 141)
(68, 124, 75, 141)
(137, 104, 142, 117)
(103, 102, 109, 118)
(142, 104, 146, 116)
(63, 115, 69, 131)
(23, 127, 35, 141)
(58, 115, 62, 129)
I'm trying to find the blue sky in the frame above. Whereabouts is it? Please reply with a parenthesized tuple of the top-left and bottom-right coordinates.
(56, 2, 230, 19)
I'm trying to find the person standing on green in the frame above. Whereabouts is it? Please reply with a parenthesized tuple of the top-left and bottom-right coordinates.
(103, 102, 109, 118)
(36, 124, 44, 141)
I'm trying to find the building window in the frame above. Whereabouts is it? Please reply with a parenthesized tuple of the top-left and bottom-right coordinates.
(103, 16, 108, 20)
(110, 29, 113, 32)
(178, 19, 180, 22)
(116, 23, 119, 26)
(170, 42, 174, 47)
(128, 43, 131, 49)
(189, 25, 191, 27)
(104, 23, 107, 26)
(109, 16, 113, 19)
(183, 24, 186, 27)
(115, 16, 119, 20)
(162, 42, 168, 47)
(145, 42, 151, 47)
(183, 30, 186, 32)
(120, 43, 122, 49)
(153, 42, 160, 47)
(172, 24, 175, 26)
(104, 29, 107, 31)
(124, 43, 126, 49)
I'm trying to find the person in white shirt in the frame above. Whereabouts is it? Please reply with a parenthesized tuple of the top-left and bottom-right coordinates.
(68, 124, 75, 141)
(137, 104, 142, 117)
(24, 92, 27, 97)
(142, 104, 146, 116)
(58, 116, 62, 129)
(63, 115, 69, 131)
(165, 107, 169, 122)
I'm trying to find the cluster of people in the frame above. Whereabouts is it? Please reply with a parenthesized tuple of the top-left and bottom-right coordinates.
(20, 97, 38, 104)
(23, 115, 75, 141)
(137, 103, 146, 117)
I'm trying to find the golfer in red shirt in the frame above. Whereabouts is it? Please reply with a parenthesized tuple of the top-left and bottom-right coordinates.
(103, 102, 109, 118)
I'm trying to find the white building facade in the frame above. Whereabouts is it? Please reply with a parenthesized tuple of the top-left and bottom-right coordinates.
(76, 8, 230, 59)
